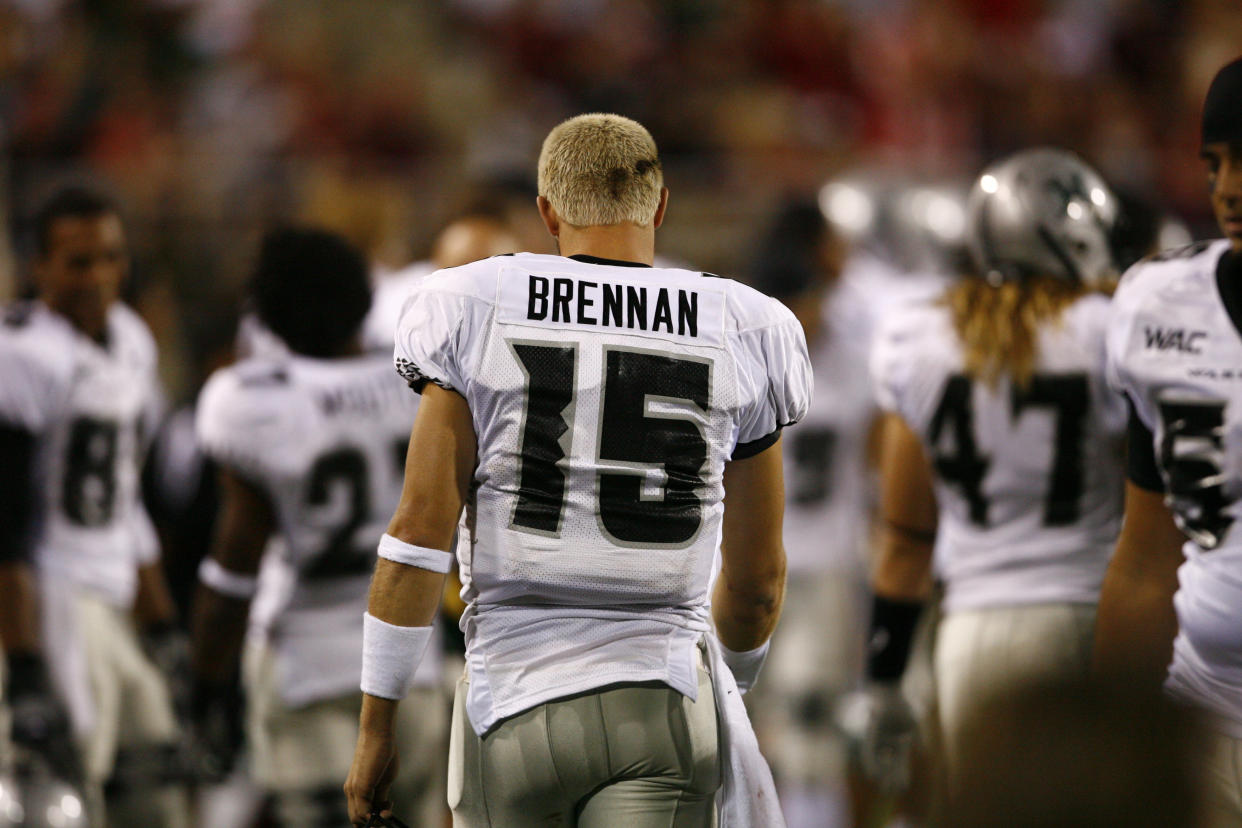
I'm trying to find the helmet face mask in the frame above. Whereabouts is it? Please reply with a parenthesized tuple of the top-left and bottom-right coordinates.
(967, 148, 1120, 287)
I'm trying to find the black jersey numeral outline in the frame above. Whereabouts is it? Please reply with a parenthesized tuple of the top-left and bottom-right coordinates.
(596, 347, 711, 548)
(508, 340, 578, 537)
(1011, 374, 1089, 526)
(302, 437, 409, 580)
(1157, 396, 1235, 550)
(929, 376, 990, 525)
(508, 340, 713, 547)
(62, 416, 120, 526)
(928, 372, 1090, 528)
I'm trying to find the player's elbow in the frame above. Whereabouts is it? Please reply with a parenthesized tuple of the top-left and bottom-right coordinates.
(722, 550, 786, 615)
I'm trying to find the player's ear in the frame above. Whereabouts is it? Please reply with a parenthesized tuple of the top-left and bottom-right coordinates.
(536, 196, 560, 239)
(652, 187, 669, 230)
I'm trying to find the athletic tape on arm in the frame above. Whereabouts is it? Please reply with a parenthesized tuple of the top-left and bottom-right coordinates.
(197, 557, 259, 600)
(377, 533, 454, 573)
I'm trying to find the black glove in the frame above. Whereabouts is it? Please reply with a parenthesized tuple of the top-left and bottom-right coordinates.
(6, 652, 84, 787)
(141, 620, 192, 723)
(189, 676, 244, 782)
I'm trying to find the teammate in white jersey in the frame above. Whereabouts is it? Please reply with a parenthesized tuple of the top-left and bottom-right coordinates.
(364, 211, 520, 352)
(345, 114, 811, 827)
(852, 149, 1128, 794)
(0, 186, 188, 826)
(191, 227, 448, 827)
(1094, 55, 1242, 826)
(744, 198, 875, 828)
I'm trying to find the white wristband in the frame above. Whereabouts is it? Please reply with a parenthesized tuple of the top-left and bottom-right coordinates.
(198, 557, 259, 599)
(720, 639, 771, 694)
(377, 534, 454, 573)
(360, 612, 434, 700)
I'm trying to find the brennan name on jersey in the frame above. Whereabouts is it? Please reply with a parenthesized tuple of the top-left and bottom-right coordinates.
(525, 273, 701, 337)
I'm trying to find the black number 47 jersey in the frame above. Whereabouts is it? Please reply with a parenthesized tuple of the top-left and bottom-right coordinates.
(871, 290, 1127, 614)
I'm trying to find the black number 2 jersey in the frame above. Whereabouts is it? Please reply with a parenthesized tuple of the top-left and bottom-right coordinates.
(394, 252, 812, 735)
(196, 352, 430, 706)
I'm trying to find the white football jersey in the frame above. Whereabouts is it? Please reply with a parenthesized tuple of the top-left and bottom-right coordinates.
(840, 251, 956, 337)
(781, 278, 877, 575)
(1107, 239, 1242, 735)
(362, 260, 435, 352)
(196, 351, 434, 706)
(872, 291, 1126, 613)
(0, 302, 162, 606)
(394, 252, 812, 734)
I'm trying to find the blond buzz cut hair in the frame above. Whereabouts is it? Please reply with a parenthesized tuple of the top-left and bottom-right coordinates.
(537, 113, 664, 228)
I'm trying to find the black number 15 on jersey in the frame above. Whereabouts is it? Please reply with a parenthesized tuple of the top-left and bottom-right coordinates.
(509, 342, 711, 547)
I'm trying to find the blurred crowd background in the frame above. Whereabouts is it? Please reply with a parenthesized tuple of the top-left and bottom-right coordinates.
(0, 0, 1237, 401)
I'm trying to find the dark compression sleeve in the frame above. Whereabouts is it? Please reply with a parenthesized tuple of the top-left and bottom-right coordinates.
(1126, 399, 1165, 493)
(0, 423, 37, 563)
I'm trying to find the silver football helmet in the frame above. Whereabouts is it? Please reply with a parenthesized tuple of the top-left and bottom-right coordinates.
(820, 169, 971, 276)
(966, 148, 1120, 287)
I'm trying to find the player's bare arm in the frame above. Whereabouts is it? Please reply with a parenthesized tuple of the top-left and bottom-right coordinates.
(714, 436, 787, 653)
(841, 411, 937, 794)
(874, 412, 938, 602)
(191, 468, 273, 684)
(0, 417, 81, 784)
(1091, 483, 1185, 687)
(0, 421, 41, 653)
(0, 561, 39, 653)
(133, 559, 178, 629)
(346, 382, 475, 826)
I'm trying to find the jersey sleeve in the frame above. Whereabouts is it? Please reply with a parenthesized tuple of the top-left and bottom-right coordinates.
(195, 367, 292, 484)
(870, 303, 958, 435)
(1105, 263, 1158, 431)
(732, 310, 812, 457)
(393, 277, 469, 394)
(0, 333, 68, 432)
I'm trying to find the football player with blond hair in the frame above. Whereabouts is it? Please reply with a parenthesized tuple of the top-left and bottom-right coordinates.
(345, 113, 810, 827)
(849, 148, 1128, 793)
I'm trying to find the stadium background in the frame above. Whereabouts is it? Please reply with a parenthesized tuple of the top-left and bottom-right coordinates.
(0, 0, 1235, 397)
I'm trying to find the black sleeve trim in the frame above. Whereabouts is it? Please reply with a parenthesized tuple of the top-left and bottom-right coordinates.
(395, 357, 458, 396)
(0, 423, 37, 564)
(733, 426, 785, 460)
(1126, 399, 1165, 493)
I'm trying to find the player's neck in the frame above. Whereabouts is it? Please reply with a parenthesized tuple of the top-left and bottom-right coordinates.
(321, 335, 364, 359)
(555, 224, 655, 266)
(45, 299, 109, 346)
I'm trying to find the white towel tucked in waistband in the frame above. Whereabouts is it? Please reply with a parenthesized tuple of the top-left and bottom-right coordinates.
(704, 632, 787, 827)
